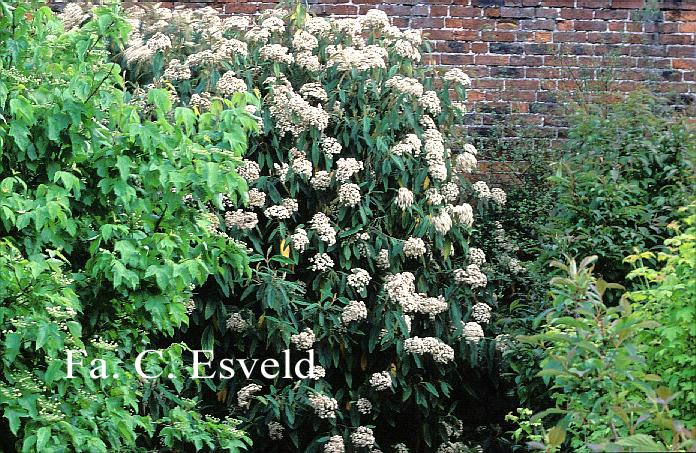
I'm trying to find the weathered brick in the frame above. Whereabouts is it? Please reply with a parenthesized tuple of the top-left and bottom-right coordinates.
(667, 46, 696, 58)
(577, 0, 610, 7)
(594, 9, 629, 19)
(673, 59, 696, 70)
(561, 9, 593, 19)
(491, 66, 526, 77)
(490, 42, 525, 53)
(553, 31, 588, 42)
(450, 6, 481, 16)
(575, 20, 608, 31)
(611, 0, 644, 8)
(481, 30, 518, 41)
(472, 0, 505, 6)
(510, 55, 545, 65)
(475, 54, 511, 65)
(520, 18, 555, 29)
(500, 6, 536, 17)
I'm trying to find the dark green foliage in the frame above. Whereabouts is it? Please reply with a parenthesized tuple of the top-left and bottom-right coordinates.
(547, 91, 695, 285)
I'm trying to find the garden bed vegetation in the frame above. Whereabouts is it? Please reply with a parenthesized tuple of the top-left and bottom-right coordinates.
(0, 1, 694, 452)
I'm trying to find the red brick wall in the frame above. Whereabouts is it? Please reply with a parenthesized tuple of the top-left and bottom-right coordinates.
(57, 0, 696, 140)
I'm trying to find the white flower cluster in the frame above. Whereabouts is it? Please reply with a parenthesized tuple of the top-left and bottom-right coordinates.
(384, 272, 418, 311)
(351, 426, 376, 448)
(472, 181, 491, 199)
(393, 444, 410, 453)
(309, 365, 327, 380)
(437, 441, 468, 453)
(324, 435, 346, 453)
(59, 3, 88, 31)
(347, 268, 371, 291)
(508, 257, 525, 274)
(439, 183, 458, 203)
(468, 247, 486, 266)
(268, 421, 284, 440)
(335, 158, 364, 182)
(471, 302, 492, 324)
(310, 212, 337, 245)
(427, 188, 444, 205)
(309, 393, 339, 419)
(432, 210, 453, 235)
(310, 252, 334, 272)
(356, 397, 372, 414)
(360, 9, 390, 30)
(448, 204, 474, 227)
(217, 71, 247, 96)
(444, 68, 472, 87)
(237, 160, 261, 183)
(419, 90, 441, 115)
(369, 371, 393, 391)
(225, 210, 258, 230)
(311, 170, 332, 190)
(341, 300, 368, 325)
(416, 295, 449, 318)
(385, 75, 424, 98)
(237, 383, 262, 409)
(376, 249, 390, 270)
(461, 321, 484, 343)
(453, 152, 477, 175)
(268, 83, 329, 136)
(299, 82, 327, 103)
(226, 312, 249, 332)
(395, 38, 421, 62)
(291, 228, 309, 253)
(338, 183, 361, 207)
(442, 418, 463, 439)
(403, 237, 426, 258)
(423, 128, 448, 182)
(327, 45, 387, 71)
(291, 328, 315, 350)
(390, 134, 422, 156)
(293, 29, 319, 51)
(290, 149, 313, 178)
(321, 136, 343, 157)
(396, 188, 414, 210)
(147, 32, 172, 52)
(454, 264, 487, 289)
(404, 336, 455, 363)
(164, 59, 192, 81)
(264, 198, 298, 220)
(491, 187, 507, 205)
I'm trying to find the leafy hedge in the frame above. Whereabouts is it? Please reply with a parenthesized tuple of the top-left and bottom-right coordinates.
(0, 2, 257, 451)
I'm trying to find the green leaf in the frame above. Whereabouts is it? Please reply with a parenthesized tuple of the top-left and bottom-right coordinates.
(547, 426, 566, 447)
(36, 426, 51, 450)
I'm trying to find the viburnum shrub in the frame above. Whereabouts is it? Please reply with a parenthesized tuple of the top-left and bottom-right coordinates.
(1, 2, 257, 451)
(118, 3, 511, 451)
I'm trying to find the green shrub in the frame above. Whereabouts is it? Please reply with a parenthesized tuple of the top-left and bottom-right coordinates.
(118, 3, 512, 451)
(0, 2, 257, 450)
(625, 205, 696, 425)
(514, 256, 695, 452)
(547, 91, 695, 286)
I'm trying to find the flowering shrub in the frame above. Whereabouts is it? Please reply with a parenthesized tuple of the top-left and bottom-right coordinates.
(1, 2, 256, 450)
(118, 3, 510, 451)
